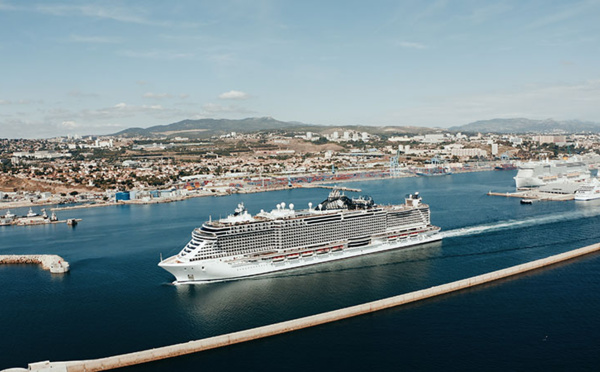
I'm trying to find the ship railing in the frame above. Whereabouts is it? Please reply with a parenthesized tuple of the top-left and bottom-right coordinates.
(233, 240, 350, 263)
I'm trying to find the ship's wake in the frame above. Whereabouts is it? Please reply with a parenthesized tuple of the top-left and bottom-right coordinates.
(441, 208, 600, 239)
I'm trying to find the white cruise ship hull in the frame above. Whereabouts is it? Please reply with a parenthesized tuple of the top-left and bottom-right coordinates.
(514, 159, 591, 189)
(160, 230, 441, 284)
(574, 195, 600, 201)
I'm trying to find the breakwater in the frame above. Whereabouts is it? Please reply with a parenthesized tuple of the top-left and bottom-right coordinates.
(0, 255, 69, 274)
(11, 241, 600, 372)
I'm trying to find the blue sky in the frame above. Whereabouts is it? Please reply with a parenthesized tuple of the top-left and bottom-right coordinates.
(1, 0, 599, 138)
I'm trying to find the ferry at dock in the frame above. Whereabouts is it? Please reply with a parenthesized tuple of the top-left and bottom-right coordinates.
(159, 189, 441, 284)
(575, 178, 600, 201)
(514, 158, 591, 189)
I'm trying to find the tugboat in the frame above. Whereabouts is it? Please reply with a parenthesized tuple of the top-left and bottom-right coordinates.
(0, 210, 16, 226)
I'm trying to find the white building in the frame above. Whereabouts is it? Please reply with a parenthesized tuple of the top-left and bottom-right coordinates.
(491, 143, 499, 156)
(422, 134, 446, 143)
(450, 148, 488, 158)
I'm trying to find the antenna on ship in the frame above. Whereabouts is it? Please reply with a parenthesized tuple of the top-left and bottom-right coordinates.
(160, 253, 163, 262)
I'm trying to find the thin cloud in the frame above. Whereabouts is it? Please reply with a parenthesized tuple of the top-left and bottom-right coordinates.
(34, 3, 159, 26)
(397, 41, 428, 49)
(61, 120, 78, 128)
(143, 92, 173, 99)
(466, 3, 513, 24)
(203, 102, 255, 115)
(68, 34, 122, 44)
(0, 98, 36, 105)
(218, 90, 249, 100)
(68, 90, 99, 98)
(119, 49, 194, 60)
(526, 1, 598, 30)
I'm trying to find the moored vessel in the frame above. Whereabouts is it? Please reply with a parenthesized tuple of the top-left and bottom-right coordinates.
(575, 178, 600, 201)
(159, 189, 441, 284)
(415, 167, 452, 176)
(495, 163, 517, 171)
(514, 158, 590, 189)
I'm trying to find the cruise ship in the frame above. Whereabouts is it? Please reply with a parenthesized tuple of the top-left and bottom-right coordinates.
(575, 178, 600, 201)
(514, 158, 590, 189)
(159, 189, 441, 284)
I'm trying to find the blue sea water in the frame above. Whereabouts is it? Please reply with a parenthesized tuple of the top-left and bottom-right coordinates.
(1, 171, 600, 371)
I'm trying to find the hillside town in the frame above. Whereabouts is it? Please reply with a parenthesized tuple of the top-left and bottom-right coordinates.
(2, 127, 600, 209)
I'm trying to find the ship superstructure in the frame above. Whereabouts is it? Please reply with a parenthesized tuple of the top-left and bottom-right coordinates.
(575, 178, 600, 201)
(514, 158, 591, 189)
(159, 189, 441, 284)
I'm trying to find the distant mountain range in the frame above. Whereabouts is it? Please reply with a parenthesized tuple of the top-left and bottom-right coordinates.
(112, 117, 441, 138)
(112, 117, 600, 138)
(450, 118, 600, 134)
(113, 117, 304, 138)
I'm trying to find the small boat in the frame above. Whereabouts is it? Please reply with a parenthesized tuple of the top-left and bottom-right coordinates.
(26, 208, 38, 217)
(67, 219, 78, 226)
(520, 199, 534, 205)
(494, 163, 517, 171)
(287, 253, 300, 260)
(272, 256, 285, 262)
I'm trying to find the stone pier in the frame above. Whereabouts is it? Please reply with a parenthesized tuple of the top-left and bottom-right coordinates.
(0, 255, 70, 274)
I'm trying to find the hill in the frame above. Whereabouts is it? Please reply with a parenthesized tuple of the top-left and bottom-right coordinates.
(112, 117, 443, 139)
(450, 118, 600, 134)
(113, 117, 308, 138)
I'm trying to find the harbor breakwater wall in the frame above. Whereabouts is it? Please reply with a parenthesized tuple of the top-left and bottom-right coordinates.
(8, 242, 600, 372)
(0, 255, 69, 274)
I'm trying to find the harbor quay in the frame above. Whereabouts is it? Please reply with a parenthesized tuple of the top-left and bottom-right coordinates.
(8, 242, 600, 372)
(0, 255, 69, 274)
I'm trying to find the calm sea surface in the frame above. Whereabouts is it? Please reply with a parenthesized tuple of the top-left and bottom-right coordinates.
(1, 171, 600, 371)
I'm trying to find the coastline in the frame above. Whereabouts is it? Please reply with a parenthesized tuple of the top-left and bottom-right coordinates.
(2, 167, 494, 213)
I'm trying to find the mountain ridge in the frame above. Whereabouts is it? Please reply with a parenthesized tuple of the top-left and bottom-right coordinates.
(111, 117, 442, 138)
(450, 118, 600, 133)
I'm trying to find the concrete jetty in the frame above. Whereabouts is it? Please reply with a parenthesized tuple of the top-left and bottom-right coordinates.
(487, 190, 574, 201)
(306, 185, 362, 192)
(0, 255, 69, 274)
(7, 242, 600, 372)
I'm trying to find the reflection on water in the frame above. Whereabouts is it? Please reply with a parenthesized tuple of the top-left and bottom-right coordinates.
(174, 242, 442, 333)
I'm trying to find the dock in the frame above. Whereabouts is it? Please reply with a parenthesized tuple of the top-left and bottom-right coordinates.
(0, 255, 70, 274)
(487, 190, 574, 201)
(9, 241, 600, 372)
(306, 185, 362, 193)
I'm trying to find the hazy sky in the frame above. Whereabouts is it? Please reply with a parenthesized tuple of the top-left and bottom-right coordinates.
(1, 0, 599, 138)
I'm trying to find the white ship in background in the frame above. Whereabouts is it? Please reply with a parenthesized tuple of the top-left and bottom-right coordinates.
(575, 178, 600, 201)
(159, 189, 441, 284)
(514, 157, 593, 189)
